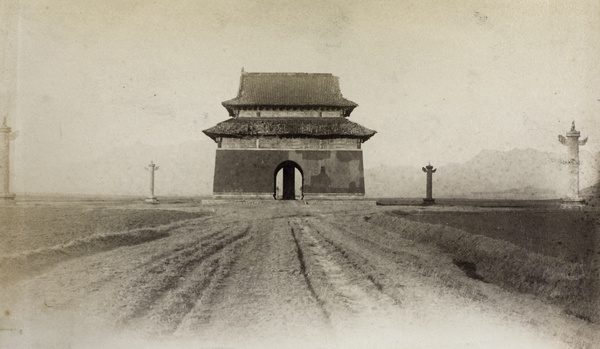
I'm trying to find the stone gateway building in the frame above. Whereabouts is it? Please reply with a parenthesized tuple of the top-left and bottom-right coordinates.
(203, 71, 376, 200)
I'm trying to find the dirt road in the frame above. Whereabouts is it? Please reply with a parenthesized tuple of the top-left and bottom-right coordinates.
(1, 202, 597, 348)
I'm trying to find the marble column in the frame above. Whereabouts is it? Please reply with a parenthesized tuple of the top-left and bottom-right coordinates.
(145, 161, 159, 203)
(422, 163, 436, 205)
(0, 118, 15, 200)
(558, 121, 587, 205)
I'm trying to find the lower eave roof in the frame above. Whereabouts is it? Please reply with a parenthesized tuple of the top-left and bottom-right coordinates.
(203, 117, 376, 142)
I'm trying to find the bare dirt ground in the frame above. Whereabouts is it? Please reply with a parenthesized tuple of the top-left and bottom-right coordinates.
(1, 200, 599, 348)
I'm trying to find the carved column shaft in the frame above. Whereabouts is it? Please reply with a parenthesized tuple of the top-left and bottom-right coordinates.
(559, 122, 587, 202)
(422, 164, 436, 204)
(0, 124, 10, 194)
(145, 162, 159, 203)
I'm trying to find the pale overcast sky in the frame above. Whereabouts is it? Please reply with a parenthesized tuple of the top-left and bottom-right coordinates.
(1, 0, 599, 195)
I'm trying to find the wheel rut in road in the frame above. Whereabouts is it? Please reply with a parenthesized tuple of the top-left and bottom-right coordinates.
(289, 217, 398, 329)
(288, 221, 331, 321)
(181, 218, 331, 346)
(116, 223, 252, 334)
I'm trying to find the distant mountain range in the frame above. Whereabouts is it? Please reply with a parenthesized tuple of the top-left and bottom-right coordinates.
(365, 148, 600, 199)
(21, 144, 599, 200)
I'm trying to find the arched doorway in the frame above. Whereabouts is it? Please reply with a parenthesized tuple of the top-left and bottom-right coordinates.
(274, 161, 303, 200)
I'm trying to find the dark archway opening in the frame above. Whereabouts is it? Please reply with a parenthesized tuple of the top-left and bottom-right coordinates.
(274, 161, 303, 200)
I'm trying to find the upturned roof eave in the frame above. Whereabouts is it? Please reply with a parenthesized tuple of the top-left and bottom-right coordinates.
(202, 131, 376, 142)
(202, 117, 376, 142)
(221, 101, 358, 117)
(221, 98, 358, 106)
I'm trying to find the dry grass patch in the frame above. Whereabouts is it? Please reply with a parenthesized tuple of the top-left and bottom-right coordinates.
(367, 212, 598, 323)
(0, 206, 210, 254)
(0, 206, 212, 284)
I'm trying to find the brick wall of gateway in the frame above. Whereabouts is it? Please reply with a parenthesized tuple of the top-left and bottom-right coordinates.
(212, 149, 365, 197)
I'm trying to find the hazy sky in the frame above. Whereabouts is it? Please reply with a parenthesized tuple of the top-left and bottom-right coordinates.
(1, 0, 599, 195)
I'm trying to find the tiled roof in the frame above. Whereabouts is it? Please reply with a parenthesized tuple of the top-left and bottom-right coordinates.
(203, 117, 376, 141)
(222, 72, 358, 116)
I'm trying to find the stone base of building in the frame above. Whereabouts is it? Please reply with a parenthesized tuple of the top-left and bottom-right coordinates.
(145, 197, 159, 204)
(212, 192, 366, 201)
(213, 193, 274, 200)
(303, 193, 364, 201)
(303, 199, 377, 206)
(560, 198, 586, 209)
(0, 193, 15, 200)
(203, 197, 376, 206)
(422, 198, 436, 205)
(205, 192, 372, 206)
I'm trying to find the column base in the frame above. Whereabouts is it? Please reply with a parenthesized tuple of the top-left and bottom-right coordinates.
(422, 198, 436, 205)
(145, 197, 159, 204)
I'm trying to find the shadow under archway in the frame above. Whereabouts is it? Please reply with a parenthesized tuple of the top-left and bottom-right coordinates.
(273, 161, 304, 200)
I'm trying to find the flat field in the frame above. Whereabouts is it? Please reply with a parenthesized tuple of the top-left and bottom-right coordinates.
(391, 208, 598, 264)
(381, 206, 600, 326)
(0, 201, 207, 255)
(0, 197, 599, 348)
